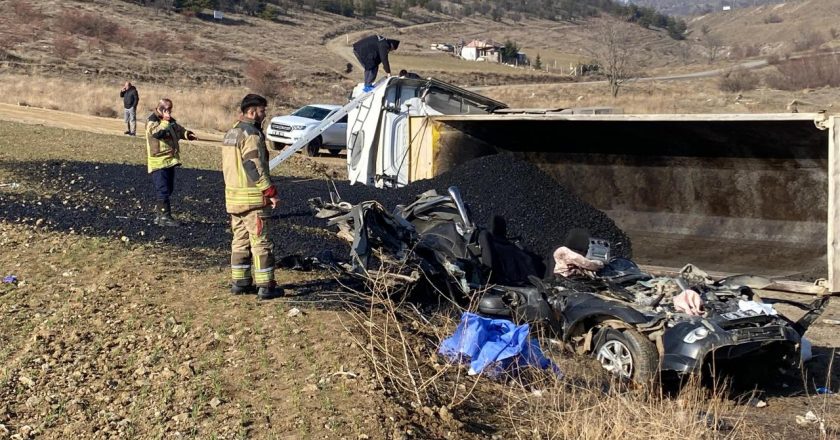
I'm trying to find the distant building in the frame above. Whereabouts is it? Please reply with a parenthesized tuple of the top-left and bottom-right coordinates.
(460, 40, 502, 63)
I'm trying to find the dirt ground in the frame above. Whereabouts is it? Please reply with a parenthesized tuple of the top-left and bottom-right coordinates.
(1, 119, 840, 439)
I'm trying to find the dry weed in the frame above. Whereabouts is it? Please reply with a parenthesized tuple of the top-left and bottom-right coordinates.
(0, 73, 256, 132)
(766, 55, 840, 91)
(719, 69, 760, 93)
(57, 9, 123, 43)
(52, 35, 81, 59)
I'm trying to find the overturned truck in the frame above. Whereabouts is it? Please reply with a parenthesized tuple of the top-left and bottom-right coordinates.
(328, 77, 839, 296)
(283, 76, 838, 381)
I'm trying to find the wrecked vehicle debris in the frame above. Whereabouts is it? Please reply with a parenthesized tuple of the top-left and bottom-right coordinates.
(479, 258, 829, 382)
(311, 185, 829, 383)
(310, 185, 545, 298)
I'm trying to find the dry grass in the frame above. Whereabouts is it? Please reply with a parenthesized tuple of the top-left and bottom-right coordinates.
(0, 73, 249, 132)
(482, 76, 840, 114)
(689, 0, 840, 55)
(765, 54, 840, 91)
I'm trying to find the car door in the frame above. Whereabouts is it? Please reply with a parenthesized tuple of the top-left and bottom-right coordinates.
(324, 113, 348, 147)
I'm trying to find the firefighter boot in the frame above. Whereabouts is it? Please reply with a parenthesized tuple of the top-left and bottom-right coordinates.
(257, 285, 285, 300)
(155, 201, 180, 227)
(231, 282, 256, 295)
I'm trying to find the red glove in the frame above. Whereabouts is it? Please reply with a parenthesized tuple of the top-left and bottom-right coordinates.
(262, 185, 278, 198)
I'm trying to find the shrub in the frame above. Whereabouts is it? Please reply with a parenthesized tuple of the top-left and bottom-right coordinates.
(92, 105, 119, 118)
(765, 55, 840, 90)
(138, 32, 172, 53)
(731, 44, 760, 59)
(718, 69, 760, 92)
(792, 31, 825, 52)
(244, 59, 289, 100)
(11, 0, 46, 24)
(763, 14, 783, 24)
(52, 35, 81, 59)
(57, 9, 123, 43)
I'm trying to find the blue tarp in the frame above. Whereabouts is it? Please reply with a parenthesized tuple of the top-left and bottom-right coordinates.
(438, 312, 558, 376)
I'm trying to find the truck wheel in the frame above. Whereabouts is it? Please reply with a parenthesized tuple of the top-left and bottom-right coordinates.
(594, 328, 659, 383)
(305, 136, 322, 157)
(327, 148, 342, 157)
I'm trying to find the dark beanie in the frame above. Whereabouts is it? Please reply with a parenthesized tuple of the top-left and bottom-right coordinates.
(564, 228, 590, 256)
(240, 94, 268, 112)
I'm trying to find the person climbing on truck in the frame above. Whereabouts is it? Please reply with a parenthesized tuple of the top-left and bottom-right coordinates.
(352, 35, 400, 92)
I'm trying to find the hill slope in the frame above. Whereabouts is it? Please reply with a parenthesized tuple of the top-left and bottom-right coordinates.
(688, 0, 840, 54)
(631, 0, 786, 16)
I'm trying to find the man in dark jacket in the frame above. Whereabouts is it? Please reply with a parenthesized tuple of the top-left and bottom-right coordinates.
(352, 35, 400, 92)
(120, 81, 139, 136)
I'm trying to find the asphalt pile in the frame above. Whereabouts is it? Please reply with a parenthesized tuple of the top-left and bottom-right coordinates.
(351, 154, 630, 260)
(0, 154, 629, 269)
(287, 153, 632, 261)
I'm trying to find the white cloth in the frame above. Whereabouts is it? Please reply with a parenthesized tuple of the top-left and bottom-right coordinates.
(552, 246, 604, 277)
(738, 300, 778, 316)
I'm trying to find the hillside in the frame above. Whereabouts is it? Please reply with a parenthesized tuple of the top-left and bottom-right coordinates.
(0, 0, 707, 130)
(688, 0, 840, 54)
(631, 0, 785, 16)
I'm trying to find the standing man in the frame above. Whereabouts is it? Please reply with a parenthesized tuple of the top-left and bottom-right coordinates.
(352, 35, 400, 92)
(145, 98, 196, 227)
(222, 94, 283, 300)
(120, 81, 139, 136)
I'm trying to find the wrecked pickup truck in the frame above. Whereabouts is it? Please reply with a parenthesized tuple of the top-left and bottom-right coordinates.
(310, 187, 828, 383)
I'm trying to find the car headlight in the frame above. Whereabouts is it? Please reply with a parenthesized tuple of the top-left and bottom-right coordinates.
(292, 125, 307, 130)
(683, 327, 710, 344)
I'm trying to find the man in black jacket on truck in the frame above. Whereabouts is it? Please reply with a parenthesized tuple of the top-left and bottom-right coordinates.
(120, 81, 139, 136)
(352, 35, 400, 92)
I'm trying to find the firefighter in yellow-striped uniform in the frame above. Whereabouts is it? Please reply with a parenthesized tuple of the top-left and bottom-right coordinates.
(145, 98, 196, 227)
(222, 94, 284, 300)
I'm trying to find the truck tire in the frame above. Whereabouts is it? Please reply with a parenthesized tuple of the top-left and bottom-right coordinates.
(305, 136, 322, 157)
(327, 148, 342, 157)
(594, 328, 659, 383)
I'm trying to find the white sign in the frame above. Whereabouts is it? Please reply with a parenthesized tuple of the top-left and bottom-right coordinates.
(213, 10, 224, 19)
(722, 6, 731, 11)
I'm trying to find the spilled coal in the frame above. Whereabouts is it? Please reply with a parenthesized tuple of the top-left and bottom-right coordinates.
(0, 154, 630, 269)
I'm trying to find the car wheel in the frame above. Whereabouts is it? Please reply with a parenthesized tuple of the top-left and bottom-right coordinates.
(594, 328, 658, 383)
(327, 148, 342, 157)
(267, 140, 281, 151)
(305, 136, 322, 157)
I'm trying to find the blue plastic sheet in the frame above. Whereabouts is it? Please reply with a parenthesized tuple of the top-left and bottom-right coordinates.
(439, 312, 557, 376)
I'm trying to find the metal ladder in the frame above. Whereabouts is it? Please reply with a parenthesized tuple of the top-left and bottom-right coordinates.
(268, 80, 386, 171)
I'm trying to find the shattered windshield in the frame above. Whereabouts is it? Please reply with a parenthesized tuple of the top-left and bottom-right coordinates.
(292, 106, 333, 121)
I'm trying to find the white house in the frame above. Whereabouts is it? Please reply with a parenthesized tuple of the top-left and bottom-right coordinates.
(460, 40, 501, 63)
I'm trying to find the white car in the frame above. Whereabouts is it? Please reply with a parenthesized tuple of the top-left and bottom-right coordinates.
(265, 104, 347, 156)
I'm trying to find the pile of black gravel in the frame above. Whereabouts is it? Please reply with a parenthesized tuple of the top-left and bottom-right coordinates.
(337, 154, 631, 261)
(0, 154, 629, 269)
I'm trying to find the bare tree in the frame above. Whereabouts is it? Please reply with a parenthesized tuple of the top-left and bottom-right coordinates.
(589, 21, 636, 98)
(703, 34, 723, 64)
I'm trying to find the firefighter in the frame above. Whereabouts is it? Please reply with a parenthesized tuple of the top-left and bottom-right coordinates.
(222, 94, 283, 300)
(145, 98, 196, 227)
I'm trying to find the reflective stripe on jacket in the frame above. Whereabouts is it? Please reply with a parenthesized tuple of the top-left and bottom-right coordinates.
(145, 113, 188, 173)
(222, 119, 273, 214)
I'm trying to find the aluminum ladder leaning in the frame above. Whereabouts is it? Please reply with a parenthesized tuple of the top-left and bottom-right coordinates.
(268, 80, 386, 171)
